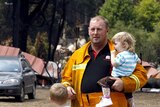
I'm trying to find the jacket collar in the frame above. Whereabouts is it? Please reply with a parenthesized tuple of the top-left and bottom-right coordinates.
(76, 40, 114, 64)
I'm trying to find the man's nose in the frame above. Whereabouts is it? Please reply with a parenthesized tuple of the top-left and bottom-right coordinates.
(93, 29, 98, 34)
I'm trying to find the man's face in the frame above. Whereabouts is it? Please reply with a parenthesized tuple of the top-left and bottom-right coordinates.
(88, 19, 108, 45)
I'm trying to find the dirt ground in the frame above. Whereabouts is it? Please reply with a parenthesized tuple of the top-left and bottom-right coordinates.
(0, 87, 160, 107)
(134, 91, 160, 107)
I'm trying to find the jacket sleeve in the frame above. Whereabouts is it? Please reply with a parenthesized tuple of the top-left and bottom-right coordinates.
(61, 54, 75, 87)
(121, 63, 148, 92)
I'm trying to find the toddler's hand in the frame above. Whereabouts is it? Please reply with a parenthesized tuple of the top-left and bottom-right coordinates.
(111, 50, 116, 54)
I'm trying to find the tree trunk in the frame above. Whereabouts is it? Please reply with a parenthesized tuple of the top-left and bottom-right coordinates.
(12, 0, 29, 52)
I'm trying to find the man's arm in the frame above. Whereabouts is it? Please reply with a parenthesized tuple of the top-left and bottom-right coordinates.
(111, 64, 147, 92)
(121, 63, 148, 92)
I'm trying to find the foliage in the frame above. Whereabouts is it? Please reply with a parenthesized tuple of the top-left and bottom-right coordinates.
(108, 21, 149, 58)
(99, 0, 160, 63)
(134, 0, 160, 32)
(27, 36, 36, 55)
(149, 23, 160, 62)
(65, 0, 104, 39)
(27, 32, 49, 61)
(0, 0, 12, 40)
(0, 0, 160, 64)
(99, 0, 135, 27)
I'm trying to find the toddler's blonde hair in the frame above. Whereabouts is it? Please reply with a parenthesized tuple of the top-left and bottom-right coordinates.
(49, 83, 68, 105)
(112, 32, 136, 52)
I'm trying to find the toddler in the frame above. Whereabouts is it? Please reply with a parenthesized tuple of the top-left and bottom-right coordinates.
(98, 32, 141, 107)
(49, 83, 68, 107)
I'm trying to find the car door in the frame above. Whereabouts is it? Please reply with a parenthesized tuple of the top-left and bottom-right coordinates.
(21, 59, 34, 93)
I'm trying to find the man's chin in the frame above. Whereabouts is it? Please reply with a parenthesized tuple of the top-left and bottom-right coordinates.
(92, 40, 100, 44)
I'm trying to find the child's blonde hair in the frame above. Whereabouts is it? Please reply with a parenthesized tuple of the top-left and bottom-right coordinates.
(49, 83, 68, 105)
(112, 32, 136, 52)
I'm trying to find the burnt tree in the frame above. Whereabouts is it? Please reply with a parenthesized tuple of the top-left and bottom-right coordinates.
(12, 0, 50, 52)
(12, 0, 66, 61)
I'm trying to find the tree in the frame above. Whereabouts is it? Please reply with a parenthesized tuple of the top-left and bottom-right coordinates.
(64, 0, 105, 39)
(11, 0, 66, 61)
(134, 0, 160, 32)
(12, 0, 48, 51)
(98, 0, 160, 63)
(99, 0, 135, 27)
(0, 0, 13, 41)
(148, 23, 160, 62)
(34, 32, 48, 60)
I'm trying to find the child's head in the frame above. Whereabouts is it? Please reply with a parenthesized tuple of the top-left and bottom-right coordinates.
(49, 83, 68, 105)
(112, 32, 136, 52)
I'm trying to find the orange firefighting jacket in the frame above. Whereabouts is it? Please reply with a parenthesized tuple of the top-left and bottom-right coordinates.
(61, 40, 147, 107)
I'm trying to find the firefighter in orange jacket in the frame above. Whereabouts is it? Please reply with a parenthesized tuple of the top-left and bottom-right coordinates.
(61, 16, 147, 107)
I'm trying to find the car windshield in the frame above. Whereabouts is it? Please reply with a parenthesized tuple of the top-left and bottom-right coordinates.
(0, 59, 20, 72)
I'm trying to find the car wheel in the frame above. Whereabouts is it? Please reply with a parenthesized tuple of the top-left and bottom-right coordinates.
(15, 86, 25, 102)
(28, 84, 36, 99)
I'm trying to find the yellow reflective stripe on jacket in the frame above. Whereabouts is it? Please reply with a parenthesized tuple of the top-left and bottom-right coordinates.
(129, 74, 140, 90)
(72, 64, 87, 70)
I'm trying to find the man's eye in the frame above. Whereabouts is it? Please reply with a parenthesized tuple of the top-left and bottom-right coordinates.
(90, 28, 95, 31)
(97, 28, 101, 31)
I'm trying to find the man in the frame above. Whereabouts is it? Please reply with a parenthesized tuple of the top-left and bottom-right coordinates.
(61, 16, 147, 107)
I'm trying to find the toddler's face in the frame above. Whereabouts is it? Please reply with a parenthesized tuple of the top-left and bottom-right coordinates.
(50, 97, 68, 106)
(114, 39, 125, 52)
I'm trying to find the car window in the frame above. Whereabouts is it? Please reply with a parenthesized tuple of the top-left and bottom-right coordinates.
(21, 60, 30, 70)
(0, 59, 20, 72)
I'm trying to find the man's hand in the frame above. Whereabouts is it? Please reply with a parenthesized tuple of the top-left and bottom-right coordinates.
(110, 77, 124, 92)
(67, 86, 76, 100)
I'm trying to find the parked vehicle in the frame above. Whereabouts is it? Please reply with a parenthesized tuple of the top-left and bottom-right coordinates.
(0, 56, 37, 102)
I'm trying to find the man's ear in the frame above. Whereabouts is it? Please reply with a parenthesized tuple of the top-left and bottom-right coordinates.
(107, 28, 109, 32)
